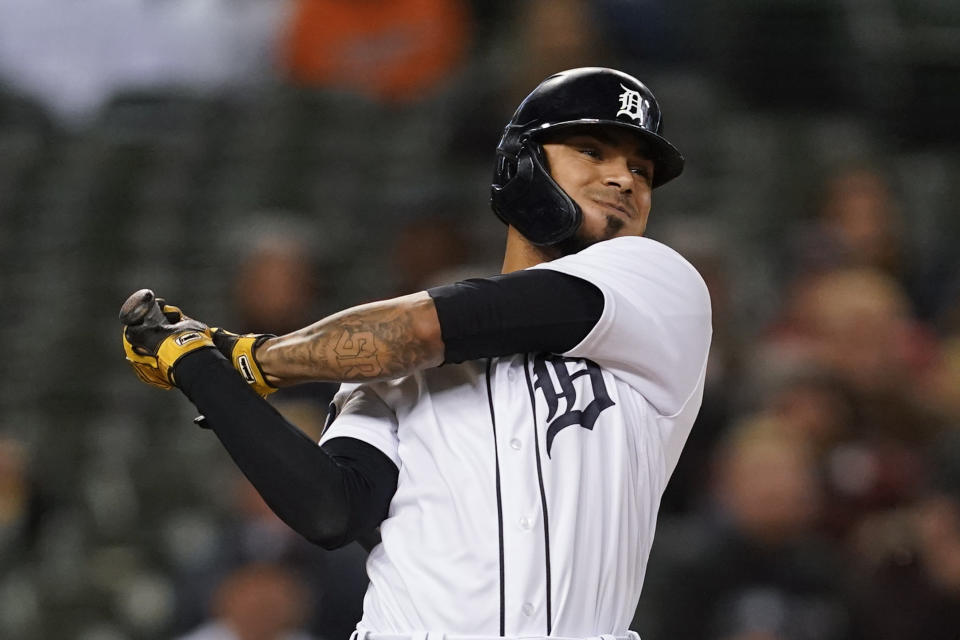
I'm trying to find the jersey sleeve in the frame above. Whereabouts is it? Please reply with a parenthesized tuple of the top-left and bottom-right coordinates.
(531, 236, 712, 417)
(319, 382, 401, 469)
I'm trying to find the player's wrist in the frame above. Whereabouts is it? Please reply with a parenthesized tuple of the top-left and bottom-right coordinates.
(167, 343, 223, 385)
(250, 336, 284, 385)
(210, 328, 278, 396)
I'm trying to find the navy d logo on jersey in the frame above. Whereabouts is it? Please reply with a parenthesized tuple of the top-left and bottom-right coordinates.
(532, 355, 614, 457)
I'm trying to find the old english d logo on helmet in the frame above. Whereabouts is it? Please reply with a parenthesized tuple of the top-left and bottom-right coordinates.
(490, 67, 685, 246)
(616, 84, 650, 123)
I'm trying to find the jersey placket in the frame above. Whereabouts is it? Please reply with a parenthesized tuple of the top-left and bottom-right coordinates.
(492, 355, 551, 636)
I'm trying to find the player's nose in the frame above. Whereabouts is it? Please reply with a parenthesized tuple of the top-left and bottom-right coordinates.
(601, 157, 636, 193)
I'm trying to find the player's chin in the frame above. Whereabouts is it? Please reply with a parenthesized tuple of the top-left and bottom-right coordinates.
(604, 213, 627, 235)
(594, 213, 641, 242)
(557, 214, 638, 255)
(584, 209, 624, 237)
(606, 212, 649, 239)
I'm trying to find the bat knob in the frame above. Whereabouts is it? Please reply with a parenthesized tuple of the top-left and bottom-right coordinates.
(119, 289, 165, 326)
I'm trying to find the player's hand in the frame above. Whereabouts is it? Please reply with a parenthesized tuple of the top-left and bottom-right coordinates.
(121, 295, 215, 390)
(210, 328, 277, 397)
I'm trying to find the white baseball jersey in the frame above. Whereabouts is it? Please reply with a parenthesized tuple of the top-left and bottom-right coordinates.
(319, 236, 712, 637)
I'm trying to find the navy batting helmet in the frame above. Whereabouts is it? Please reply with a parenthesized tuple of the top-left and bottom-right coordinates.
(490, 67, 684, 246)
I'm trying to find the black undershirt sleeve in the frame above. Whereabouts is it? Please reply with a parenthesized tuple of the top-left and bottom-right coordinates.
(427, 268, 604, 364)
(173, 348, 398, 550)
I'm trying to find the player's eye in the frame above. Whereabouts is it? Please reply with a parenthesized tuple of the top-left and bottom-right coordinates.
(578, 147, 600, 159)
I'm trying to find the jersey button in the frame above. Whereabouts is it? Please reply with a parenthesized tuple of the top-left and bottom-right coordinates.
(510, 438, 521, 450)
(519, 516, 533, 530)
(522, 602, 535, 617)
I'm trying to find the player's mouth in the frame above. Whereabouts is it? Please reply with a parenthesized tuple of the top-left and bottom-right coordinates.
(595, 199, 633, 218)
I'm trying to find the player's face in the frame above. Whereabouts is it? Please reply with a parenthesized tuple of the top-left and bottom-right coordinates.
(541, 126, 654, 252)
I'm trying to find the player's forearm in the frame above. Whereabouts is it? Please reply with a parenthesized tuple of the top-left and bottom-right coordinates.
(173, 350, 396, 550)
(255, 291, 444, 385)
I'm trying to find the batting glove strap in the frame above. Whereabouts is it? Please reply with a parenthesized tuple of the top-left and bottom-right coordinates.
(210, 328, 277, 397)
(123, 328, 215, 389)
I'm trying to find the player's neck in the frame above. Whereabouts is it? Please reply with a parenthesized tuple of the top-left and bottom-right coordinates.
(501, 227, 561, 273)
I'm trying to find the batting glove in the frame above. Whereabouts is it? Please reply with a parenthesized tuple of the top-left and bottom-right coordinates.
(210, 328, 277, 397)
(122, 300, 215, 389)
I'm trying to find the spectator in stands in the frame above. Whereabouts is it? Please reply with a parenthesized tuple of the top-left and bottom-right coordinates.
(635, 415, 862, 640)
(388, 215, 475, 296)
(176, 562, 318, 640)
(790, 165, 905, 285)
(172, 472, 368, 640)
(506, 0, 605, 106)
(749, 268, 942, 536)
(232, 228, 338, 439)
(850, 431, 960, 639)
(233, 230, 324, 337)
(762, 370, 855, 454)
(787, 163, 959, 325)
(761, 267, 936, 423)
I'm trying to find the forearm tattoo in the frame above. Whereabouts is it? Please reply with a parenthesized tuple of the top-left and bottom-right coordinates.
(333, 326, 381, 378)
(258, 297, 439, 383)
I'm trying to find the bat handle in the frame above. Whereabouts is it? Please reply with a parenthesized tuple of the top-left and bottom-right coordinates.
(119, 289, 167, 327)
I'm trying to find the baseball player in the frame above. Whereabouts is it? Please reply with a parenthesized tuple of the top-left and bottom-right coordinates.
(121, 68, 712, 639)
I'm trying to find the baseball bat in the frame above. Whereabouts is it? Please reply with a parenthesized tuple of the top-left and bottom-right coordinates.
(119, 289, 166, 327)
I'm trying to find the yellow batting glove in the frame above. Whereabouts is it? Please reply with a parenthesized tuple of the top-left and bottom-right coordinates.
(121, 300, 215, 389)
(210, 328, 277, 397)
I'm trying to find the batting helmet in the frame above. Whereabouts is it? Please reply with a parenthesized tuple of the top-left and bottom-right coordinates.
(490, 67, 684, 246)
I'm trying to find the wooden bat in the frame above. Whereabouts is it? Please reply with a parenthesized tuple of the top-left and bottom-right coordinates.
(119, 289, 166, 327)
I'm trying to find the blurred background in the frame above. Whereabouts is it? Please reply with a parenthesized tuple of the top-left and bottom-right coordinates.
(1, 0, 959, 638)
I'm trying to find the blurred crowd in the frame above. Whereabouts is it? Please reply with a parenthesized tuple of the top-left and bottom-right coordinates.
(638, 160, 960, 639)
(1, 1, 959, 639)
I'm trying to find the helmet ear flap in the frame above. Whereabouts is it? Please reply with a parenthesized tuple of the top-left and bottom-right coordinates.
(491, 141, 581, 246)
